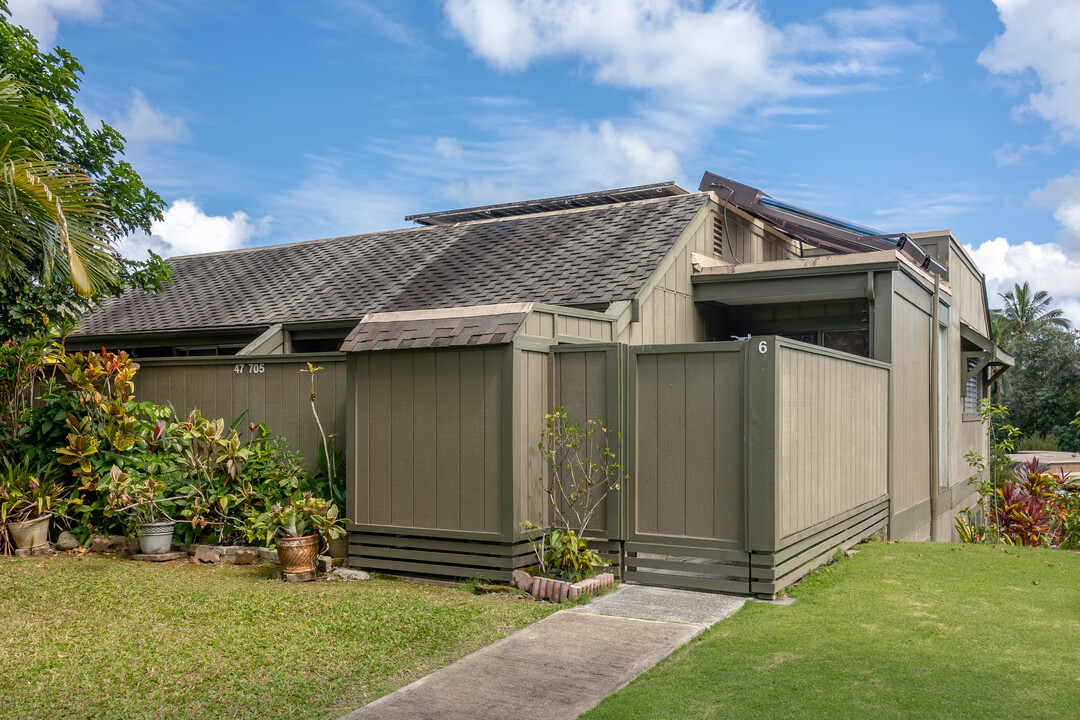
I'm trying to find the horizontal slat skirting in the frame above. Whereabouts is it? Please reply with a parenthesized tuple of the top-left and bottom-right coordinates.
(347, 524, 506, 542)
(348, 530, 538, 581)
(763, 501, 890, 566)
(623, 570, 749, 595)
(624, 554, 751, 579)
(350, 544, 528, 570)
(777, 496, 890, 549)
(751, 519, 884, 596)
(351, 533, 535, 557)
(350, 556, 510, 581)
(626, 541, 748, 564)
(751, 509, 888, 581)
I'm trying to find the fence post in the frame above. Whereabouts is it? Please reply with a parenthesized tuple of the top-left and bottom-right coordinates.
(745, 336, 780, 554)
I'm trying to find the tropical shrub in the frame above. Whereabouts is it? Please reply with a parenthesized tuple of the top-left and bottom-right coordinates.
(957, 404, 1080, 547)
(521, 408, 626, 580)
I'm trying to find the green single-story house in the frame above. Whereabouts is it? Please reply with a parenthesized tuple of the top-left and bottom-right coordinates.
(74, 172, 1011, 597)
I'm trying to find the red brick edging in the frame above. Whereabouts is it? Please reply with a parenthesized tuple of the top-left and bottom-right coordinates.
(510, 569, 614, 601)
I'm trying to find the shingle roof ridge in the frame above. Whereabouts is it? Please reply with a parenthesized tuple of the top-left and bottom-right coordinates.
(164, 191, 709, 264)
(77, 191, 711, 337)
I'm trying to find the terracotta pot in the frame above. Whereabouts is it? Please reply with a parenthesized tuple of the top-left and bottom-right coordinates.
(276, 533, 319, 574)
(7, 514, 51, 550)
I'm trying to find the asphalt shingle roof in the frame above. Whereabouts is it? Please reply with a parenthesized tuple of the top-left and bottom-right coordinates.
(77, 192, 709, 337)
(343, 308, 529, 352)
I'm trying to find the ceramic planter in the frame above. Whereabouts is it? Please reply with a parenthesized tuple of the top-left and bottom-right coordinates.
(327, 533, 348, 560)
(7, 514, 51, 550)
(276, 533, 319, 574)
(138, 521, 176, 555)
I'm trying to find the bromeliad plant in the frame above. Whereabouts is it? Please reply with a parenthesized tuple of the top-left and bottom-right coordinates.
(247, 491, 347, 547)
(0, 458, 70, 524)
(521, 408, 626, 581)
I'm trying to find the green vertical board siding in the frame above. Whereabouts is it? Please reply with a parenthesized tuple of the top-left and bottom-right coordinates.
(133, 356, 347, 475)
(412, 352, 438, 528)
(892, 294, 932, 514)
(520, 350, 550, 529)
(354, 355, 369, 524)
(368, 353, 393, 526)
(635, 354, 659, 535)
(435, 351, 461, 530)
(551, 348, 614, 536)
(775, 343, 889, 539)
(352, 347, 506, 536)
(390, 353, 414, 527)
(655, 353, 686, 536)
(459, 350, 486, 531)
(632, 346, 744, 544)
(713, 351, 743, 542)
(484, 350, 502, 533)
(684, 352, 715, 538)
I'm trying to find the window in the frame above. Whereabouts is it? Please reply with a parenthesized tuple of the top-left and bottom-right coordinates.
(964, 359, 982, 417)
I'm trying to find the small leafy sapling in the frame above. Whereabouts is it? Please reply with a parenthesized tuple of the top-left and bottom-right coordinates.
(521, 408, 627, 579)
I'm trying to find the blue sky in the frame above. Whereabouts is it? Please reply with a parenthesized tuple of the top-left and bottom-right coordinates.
(12, 0, 1080, 320)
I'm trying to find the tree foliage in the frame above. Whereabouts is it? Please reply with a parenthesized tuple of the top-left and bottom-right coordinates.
(0, 75, 117, 294)
(1001, 325, 1080, 452)
(0, 2, 169, 338)
(0, 1, 164, 237)
(995, 281, 1071, 350)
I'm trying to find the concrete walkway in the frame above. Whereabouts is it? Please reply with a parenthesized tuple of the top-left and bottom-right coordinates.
(341, 585, 746, 720)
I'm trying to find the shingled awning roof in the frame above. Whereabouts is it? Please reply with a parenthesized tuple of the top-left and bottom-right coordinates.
(343, 304, 531, 352)
(76, 192, 709, 338)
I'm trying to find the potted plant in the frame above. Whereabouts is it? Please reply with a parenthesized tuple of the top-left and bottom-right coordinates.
(0, 459, 69, 550)
(253, 492, 347, 576)
(107, 465, 180, 554)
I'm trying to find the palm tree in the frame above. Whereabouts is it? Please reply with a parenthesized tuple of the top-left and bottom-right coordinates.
(0, 74, 117, 296)
(997, 282, 1071, 344)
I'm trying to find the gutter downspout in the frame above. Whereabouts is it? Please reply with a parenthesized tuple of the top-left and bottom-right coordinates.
(929, 273, 941, 540)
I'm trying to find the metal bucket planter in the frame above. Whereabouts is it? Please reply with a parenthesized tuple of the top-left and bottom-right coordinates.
(7, 514, 51, 550)
(276, 534, 319, 574)
(138, 521, 176, 555)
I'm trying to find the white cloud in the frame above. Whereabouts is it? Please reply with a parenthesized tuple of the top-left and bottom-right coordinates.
(434, 136, 463, 160)
(118, 199, 272, 260)
(1028, 171, 1080, 244)
(979, 0, 1080, 138)
(555, 121, 681, 189)
(966, 236, 1080, 325)
(443, 0, 946, 126)
(8, 0, 102, 48)
(992, 141, 1053, 167)
(268, 158, 414, 240)
(114, 90, 190, 146)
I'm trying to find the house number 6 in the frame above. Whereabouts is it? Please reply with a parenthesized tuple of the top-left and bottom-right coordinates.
(758, 341, 768, 354)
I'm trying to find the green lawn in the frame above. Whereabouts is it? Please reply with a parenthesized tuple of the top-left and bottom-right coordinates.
(0, 556, 555, 720)
(585, 541, 1080, 719)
